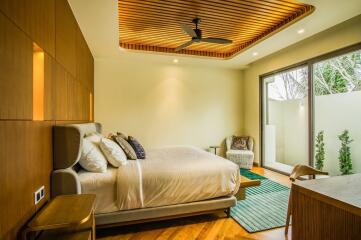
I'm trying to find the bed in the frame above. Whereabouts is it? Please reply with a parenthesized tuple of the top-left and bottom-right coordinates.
(52, 123, 240, 227)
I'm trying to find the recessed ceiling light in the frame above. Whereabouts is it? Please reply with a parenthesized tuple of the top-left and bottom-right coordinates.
(252, 52, 258, 56)
(173, 59, 179, 63)
(297, 29, 305, 34)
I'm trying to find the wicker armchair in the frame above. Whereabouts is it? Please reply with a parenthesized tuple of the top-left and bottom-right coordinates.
(226, 136, 255, 169)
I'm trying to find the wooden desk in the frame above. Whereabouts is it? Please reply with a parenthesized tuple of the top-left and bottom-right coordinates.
(292, 174, 361, 240)
(23, 194, 96, 240)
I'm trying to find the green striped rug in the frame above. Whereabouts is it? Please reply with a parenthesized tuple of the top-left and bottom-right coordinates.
(231, 169, 290, 233)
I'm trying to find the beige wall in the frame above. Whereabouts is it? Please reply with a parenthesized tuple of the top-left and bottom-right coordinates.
(95, 59, 243, 153)
(242, 15, 361, 164)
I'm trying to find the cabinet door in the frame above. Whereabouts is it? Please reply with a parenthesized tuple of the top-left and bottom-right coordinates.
(55, 0, 77, 77)
(0, 12, 33, 120)
(0, 0, 55, 56)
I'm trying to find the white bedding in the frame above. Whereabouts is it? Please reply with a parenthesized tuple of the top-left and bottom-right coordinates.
(79, 146, 240, 213)
(116, 146, 240, 210)
(78, 167, 118, 214)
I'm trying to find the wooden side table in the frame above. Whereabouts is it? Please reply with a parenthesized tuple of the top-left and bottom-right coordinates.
(235, 176, 261, 200)
(23, 194, 96, 240)
(209, 145, 221, 155)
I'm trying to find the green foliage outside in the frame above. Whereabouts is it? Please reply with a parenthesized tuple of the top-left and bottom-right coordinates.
(268, 50, 361, 101)
(315, 131, 325, 171)
(338, 130, 353, 175)
(314, 51, 361, 96)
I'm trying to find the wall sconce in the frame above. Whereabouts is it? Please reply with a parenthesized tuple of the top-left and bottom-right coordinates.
(33, 43, 44, 121)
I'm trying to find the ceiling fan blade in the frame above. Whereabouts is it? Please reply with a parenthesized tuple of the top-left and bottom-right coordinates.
(201, 38, 232, 44)
(175, 40, 194, 52)
(181, 24, 197, 38)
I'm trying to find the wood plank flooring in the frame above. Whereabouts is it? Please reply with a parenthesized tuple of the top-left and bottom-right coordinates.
(97, 167, 291, 240)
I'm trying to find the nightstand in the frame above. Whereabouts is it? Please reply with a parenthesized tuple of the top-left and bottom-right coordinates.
(23, 194, 96, 240)
(209, 146, 221, 155)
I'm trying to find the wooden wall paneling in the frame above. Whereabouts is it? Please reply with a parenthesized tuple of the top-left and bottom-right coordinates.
(68, 77, 82, 121)
(55, 0, 77, 77)
(90, 89, 94, 122)
(88, 53, 94, 93)
(78, 83, 85, 121)
(0, 121, 53, 240)
(54, 63, 69, 120)
(75, 24, 94, 121)
(67, 76, 75, 120)
(0, 12, 33, 120)
(66, 71, 89, 121)
(55, 120, 90, 126)
(0, 0, 94, 238)
(76, 28, 88, 88)
(76, 27, 94, 92)
(0, 0, 56, 57)
(44, 53, 55, 120)
(83, 87, 90, 121)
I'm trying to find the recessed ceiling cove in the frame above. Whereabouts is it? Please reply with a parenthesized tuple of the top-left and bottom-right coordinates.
(118, 0, 314, 59)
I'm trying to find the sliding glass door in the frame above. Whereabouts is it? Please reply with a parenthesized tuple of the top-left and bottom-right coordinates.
(313, 49, 361, 175)
(261, 44, 361, 175)
(262, 66, 309, 173)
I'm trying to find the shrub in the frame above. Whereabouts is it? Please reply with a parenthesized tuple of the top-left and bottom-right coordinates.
(338, 130, 353, 175)
(315, 131, 325, 171)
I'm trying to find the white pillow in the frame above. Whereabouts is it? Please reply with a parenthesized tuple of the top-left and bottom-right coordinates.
(79, 138, 108, 173)
(99, 138, 127, 167)
(85, 132, 102, 144)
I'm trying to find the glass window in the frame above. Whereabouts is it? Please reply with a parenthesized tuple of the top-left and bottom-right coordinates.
(263, 66, 309, 173)
(313, 49, 361, 175)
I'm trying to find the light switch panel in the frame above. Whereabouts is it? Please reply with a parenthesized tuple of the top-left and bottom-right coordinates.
(34, 186, 45, 205)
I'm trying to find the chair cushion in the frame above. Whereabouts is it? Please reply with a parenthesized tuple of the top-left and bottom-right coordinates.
(227, 149, 254, 156)
(231, 136, 249, 150)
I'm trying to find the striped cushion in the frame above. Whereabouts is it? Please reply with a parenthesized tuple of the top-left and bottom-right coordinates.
(112, 135, 137, 160)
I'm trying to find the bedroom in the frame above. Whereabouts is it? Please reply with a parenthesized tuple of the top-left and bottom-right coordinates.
(1, 0, 361, 240)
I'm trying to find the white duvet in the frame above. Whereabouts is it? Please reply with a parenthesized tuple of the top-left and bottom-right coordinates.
(116, 146, 240, 210)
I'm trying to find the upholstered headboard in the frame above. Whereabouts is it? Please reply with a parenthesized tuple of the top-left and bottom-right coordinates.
(52, 122, 102, 197)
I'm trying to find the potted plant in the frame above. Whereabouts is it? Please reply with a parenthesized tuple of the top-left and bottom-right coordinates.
(338, 130, 353, 175)
(315, 131, 325, 171)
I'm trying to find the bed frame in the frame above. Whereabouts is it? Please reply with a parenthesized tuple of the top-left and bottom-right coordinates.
(52, 123, 236, 227)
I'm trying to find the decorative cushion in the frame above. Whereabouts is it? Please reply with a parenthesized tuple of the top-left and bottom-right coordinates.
(112, 135, 137, 160)
(127, 136, 146, 159)
(231, 136, 249, 150)
(117, 132, 128, 140)
(99, 138, 127, 167)
(79, 138, 108, 173)
(108, 132, 128, 140)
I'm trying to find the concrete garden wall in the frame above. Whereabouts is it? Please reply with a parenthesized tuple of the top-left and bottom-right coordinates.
(267, 91, 361, 175)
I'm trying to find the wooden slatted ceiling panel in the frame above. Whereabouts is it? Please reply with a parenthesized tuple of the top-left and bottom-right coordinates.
(118, 0, 314, 59)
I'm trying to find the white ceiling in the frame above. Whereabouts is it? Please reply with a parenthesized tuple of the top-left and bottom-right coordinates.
(69, 0, 361, 69)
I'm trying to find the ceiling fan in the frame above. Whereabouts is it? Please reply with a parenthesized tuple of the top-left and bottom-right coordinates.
(175, 18, 232, 52)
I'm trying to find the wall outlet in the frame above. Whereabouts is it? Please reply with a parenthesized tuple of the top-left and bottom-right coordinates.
(34, 186, 45, 205)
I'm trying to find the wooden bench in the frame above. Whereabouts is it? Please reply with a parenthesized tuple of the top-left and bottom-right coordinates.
(235, 176, 261, 200)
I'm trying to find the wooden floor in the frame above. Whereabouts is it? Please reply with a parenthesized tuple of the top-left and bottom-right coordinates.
(97, 167, 292, 240)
